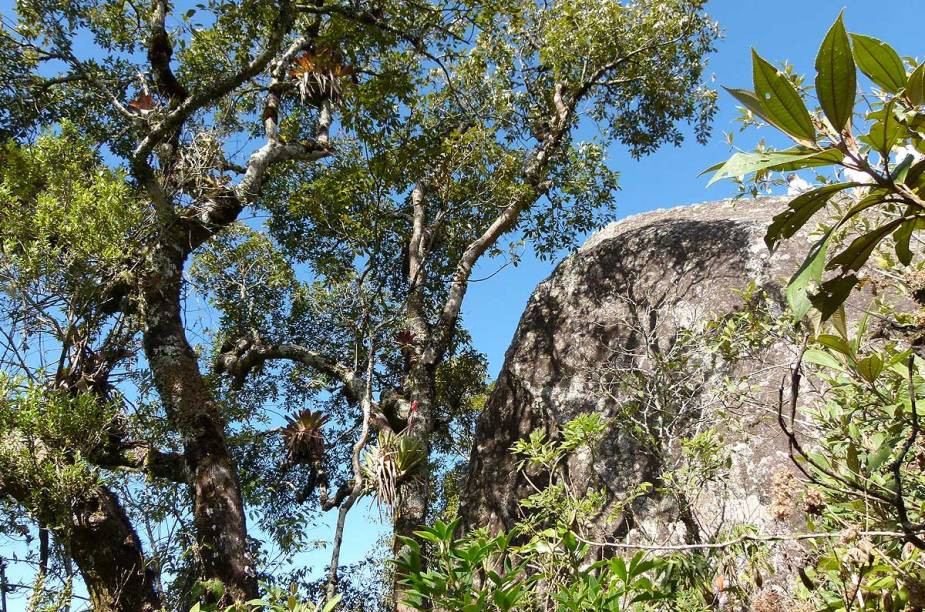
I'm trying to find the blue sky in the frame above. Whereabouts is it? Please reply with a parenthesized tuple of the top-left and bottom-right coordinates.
(2, 0, 925, 608)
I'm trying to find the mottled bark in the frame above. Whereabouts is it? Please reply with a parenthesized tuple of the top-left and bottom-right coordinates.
(68, 486, 162, 611)
(141, 247, 257, 602)
(0, 460, 160, 611)
(391, 363, 435, 612)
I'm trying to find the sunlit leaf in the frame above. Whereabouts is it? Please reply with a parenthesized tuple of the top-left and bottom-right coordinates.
(706, 149, 838, 186)
(815, 13, 856, 132)
(850, 33, 907, 92)
(907, 62, 925, 106)
(828, 218, 905, 271)
(787, 231, 831, 319)
(765, 183, 859, 250)
(752, 50, 816, 145)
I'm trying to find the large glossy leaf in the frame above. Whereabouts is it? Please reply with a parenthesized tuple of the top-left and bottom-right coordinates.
(706, 149, 840, 186)
(833, 188, 891, 231)
(827, 218, 905, 271)
(752, 50, 817, 145)
(815, 14, 856, 132)
(907, 62, 925, 106)
(810, 274, 860, 320)
(765, 183, 859, 250)
(787, 231, 831, 319)
(850, 33, 907, 92)
(857, 353, 884, 382)
(771, 148, 845, 171)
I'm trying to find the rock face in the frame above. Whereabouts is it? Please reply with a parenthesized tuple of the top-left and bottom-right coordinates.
(462, 197, 827, 559)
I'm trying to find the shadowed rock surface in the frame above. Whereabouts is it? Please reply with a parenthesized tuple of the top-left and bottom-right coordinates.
(461, 196, 845, 575)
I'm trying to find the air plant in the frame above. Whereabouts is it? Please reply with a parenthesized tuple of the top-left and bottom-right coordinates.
(281, 409, 329, 467)
(289, 49, 355, 105)
(361, 430, 425, 515)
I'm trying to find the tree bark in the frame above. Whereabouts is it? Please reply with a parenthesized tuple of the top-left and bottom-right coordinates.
(0, 467, 161, 611)
(68, 486, 162, 611)
(140, 246, 257, 602)
(391, 363, 436, 612)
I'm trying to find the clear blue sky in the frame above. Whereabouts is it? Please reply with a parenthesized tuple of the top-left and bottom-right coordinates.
(2, 0, 925, 609)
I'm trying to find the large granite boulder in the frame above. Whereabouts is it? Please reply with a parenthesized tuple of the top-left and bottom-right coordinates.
(461, 197, 837, 576)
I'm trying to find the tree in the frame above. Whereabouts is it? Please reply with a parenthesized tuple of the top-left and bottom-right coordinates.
(0, 0, 718, 608)
(219, 0, 718, 605)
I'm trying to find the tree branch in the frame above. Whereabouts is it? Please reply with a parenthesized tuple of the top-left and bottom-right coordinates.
(147, 0, 189, 102)
(131, 0, 296, 166)
(427, 83, 573, 363)
(90, 441, 189, 483)
(215, 336, 365, 404)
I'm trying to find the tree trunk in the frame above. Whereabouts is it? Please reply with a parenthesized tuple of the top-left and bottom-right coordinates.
(140, 248, 257, 602)
(391, 364, 435, 611)
(68, 486, 163, 611)
(0, 468, 161, 611)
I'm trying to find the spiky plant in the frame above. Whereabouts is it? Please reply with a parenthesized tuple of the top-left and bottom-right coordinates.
(362, 430, 425, 514)
(281, 409, 329, 466)
(289, 49, 354, 104)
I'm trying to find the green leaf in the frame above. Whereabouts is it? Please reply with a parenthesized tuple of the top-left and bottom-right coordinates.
(787, 231, 831, 319)
(857, 353, 884, 382)
(706, 149, 837, 186)
(765, 183, 859, 250)
(905, 159, 925, 188)
(804, 348, 845, 370)
(752, 50, 817, 144)
(850, 33, 907, 92)
(830, 304, 849, 340)
(867, 440, 892, 471)
(810, 274, 860, 320)
(724, 86, 779, 126)
(828, 218, 905, 271)
(907, 62, 925, 106)
(770, 147, 845, 171)
(893, 152, 916, 183)
(833, 188, 891, 232)
(817, 334, 854, 357)
(815, 13, 856, 132)
(847, 444, 860, 473)
(864, 100, 903, 154)
(894, 216, 915, 265)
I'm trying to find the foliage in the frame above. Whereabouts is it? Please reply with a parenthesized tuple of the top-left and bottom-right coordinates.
(0, 0, 720, 606)
(0, 377, 113, 528)
(362, 430, 427, 513)
(703, 17, 925, 608)
(395, 408, 779, 610)
(395, 415, 679, 611)
(281, 409, 329, 467)
(189, 583, 341, 612)
(781, 310, 925, 610)
(708, 12, 925, 320)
